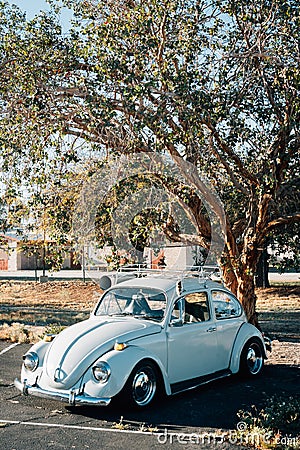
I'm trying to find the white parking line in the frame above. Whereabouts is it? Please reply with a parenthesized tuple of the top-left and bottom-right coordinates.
(0, 343, 19, 356)
(0, 419, 157, 435)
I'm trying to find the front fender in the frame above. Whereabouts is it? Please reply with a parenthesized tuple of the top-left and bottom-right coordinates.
(81, 345, 171, 400)
(229, 323, 266, 374)
(21, 339, 52, 385)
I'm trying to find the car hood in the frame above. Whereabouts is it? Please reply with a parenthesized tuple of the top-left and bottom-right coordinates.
(43, 318, 161, 389)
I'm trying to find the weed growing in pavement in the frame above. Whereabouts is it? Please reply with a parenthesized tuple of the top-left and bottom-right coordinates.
(139, 422, 158, 433)
(112, 416, 129, 430)
(237, 396, 300, 449)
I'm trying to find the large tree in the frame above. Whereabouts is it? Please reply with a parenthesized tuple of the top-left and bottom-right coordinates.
(0, 0, 299, 325)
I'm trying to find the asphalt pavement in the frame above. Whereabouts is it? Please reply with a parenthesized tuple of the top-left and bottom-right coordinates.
(1, 343, 299, 450)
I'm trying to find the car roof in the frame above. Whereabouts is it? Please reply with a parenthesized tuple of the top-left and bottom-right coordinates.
(108, 275, 228, 294)
(109, 276, 178, 292)
(182, 278, 227, 292)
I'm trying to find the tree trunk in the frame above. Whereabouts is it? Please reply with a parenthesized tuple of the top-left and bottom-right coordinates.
(220, 258, 238, 295)
(220, 244, 261, 328)
(237, 272, 260, 329)
(221, 259, 260, 328)
(255, 248, 270, 288)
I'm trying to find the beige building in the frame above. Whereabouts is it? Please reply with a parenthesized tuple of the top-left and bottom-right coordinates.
(144, 244, 198, 270)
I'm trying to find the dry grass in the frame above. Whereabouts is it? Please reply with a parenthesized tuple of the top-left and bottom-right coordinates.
(256, 285, 300, 342)
(0, 280, 102, 343)
(256, 285, 300, 311)
(0, 280, 102, 310)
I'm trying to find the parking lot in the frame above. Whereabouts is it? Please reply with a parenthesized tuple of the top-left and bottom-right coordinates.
(1, 341, 299, 450)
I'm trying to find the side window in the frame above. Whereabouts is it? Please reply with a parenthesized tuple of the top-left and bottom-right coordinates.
(212, 291, 242, 319)
(171, 292, 210, 324)
(185, 292, 210, 323)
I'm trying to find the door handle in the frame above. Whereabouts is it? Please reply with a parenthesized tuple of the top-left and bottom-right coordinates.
(206, 327, 216, 333)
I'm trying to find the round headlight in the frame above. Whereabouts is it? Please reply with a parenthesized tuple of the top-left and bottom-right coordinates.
(92, 362, 111, 383)
(23, 352, 39, 372)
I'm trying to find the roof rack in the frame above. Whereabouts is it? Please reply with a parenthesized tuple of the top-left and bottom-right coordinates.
(115, 264, 221, 283)
(86, 264, 221, 290)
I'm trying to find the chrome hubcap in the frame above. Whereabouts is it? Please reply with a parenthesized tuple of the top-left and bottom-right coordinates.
(132, 368, 156, 406)
(246, 344, 263, 374)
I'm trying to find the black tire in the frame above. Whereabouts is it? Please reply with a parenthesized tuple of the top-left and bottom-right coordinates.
(239, 339, 264, 377)
(117, 360, 159, 409)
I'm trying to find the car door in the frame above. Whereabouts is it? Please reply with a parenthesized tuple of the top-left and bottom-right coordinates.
(166, 291, 219, 385)
(211, 289, 245, 369)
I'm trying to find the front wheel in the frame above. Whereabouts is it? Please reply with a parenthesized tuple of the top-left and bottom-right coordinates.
(239, 339, 264, 377)
(118, 360, 158, 409)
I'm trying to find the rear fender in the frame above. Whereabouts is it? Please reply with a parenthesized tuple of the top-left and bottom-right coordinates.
(229, 323, 266, 374)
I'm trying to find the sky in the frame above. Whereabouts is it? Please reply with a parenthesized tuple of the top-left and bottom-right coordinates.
(6, 1, 72, 32)
(7, 0, 51, 18)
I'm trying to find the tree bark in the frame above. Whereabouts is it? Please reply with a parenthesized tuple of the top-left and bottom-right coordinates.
(220, 229, 262, 328)
(255, 248, 270, 288)
(237, 272, 260, 329)
(220, 256, 260, 328)
(220, 257, 238, 295)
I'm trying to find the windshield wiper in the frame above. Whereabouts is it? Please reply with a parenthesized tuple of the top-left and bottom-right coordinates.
(108, 312, 163, 320)
(108, 312, 134, 316)
(134, 314, 163, 321)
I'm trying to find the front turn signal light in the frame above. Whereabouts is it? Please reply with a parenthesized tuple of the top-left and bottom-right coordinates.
(114, 342, 127, 351)
(44, 334, 56, 342)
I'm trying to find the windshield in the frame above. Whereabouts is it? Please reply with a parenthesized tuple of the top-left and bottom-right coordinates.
(95, 287, 167, 321)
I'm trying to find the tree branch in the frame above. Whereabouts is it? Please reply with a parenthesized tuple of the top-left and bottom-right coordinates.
(162, 214, 210, 248)
(157, 12, 167, 64)
(205, 120, 259, 186)
(208, 135, 248, 195)
(263, 213, 300, 235)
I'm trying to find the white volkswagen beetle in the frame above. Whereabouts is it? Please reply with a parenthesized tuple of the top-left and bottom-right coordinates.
(14, 270, 268, 409)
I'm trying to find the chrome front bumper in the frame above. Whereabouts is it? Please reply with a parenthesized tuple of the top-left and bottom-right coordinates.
(14, 378, 111, 407)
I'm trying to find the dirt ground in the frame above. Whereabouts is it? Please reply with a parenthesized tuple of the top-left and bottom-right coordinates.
(0, 281, 299, 366)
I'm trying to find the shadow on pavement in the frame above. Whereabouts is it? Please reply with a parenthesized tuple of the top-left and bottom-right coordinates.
(67, 364, 300, 432)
